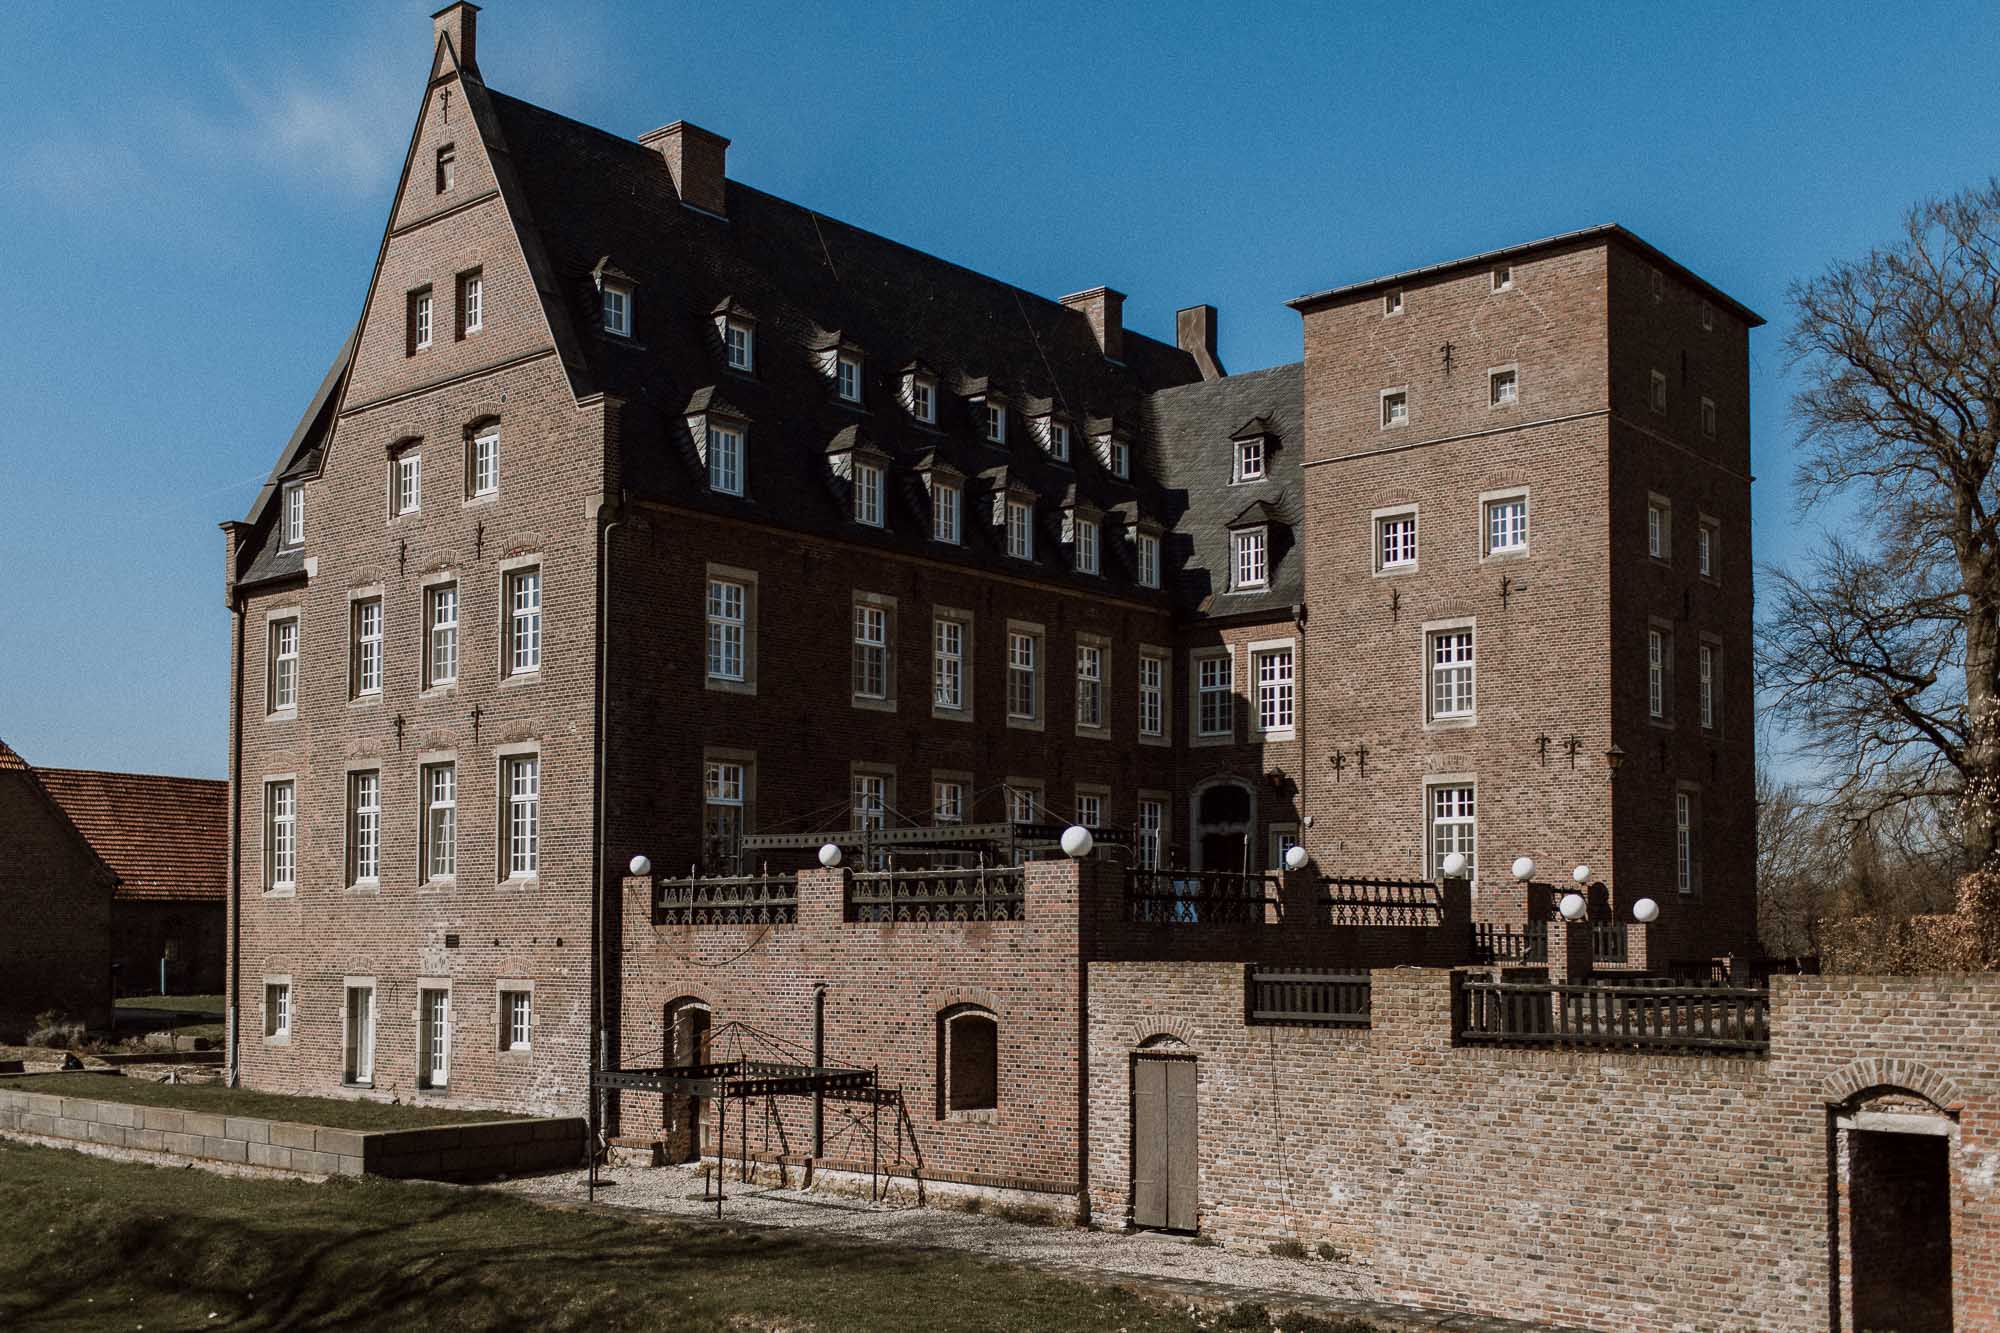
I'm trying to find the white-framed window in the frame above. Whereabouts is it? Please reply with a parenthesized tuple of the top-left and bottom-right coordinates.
(1428, 628, 1475, 721)
(435, 143, 455, 193)
(1485, 494, 1528, 556)
(1428, 784, 1476, 882)
(1049, 420, 1072, 462)
(983, 401, 1007, 443)
(1233, 527, 1268, 590)
(500, 989, 532, 1052)
(1492, 264, 1513, 292)
(933, 616, 965, 711)
(343, 983, 375, 1084)
(460, 270, 483, 335)
(706, 578, 746, 682)
(1006, 499, 1034, 560)
(1136, 531, 1161, 589)
(852, 602, 889, 701)
(836, 352, 863, 404)
(1701, 396, 1717, 438)
(1075, 516, 1100, 575)
(348, 770, 380, 886)
(852, 771, 890, 865)
(418, 987, 450, 1089)
(264, 780, 295, 891)
(1376, 508, 1417, 572)
(1076, 791, 1103, 828)
(1699, 519, 1718, 579)
(1676, 791, 1698, 895)
(264, 981, 290, 1039)
(424, 762, 457, 881)
(1649, 627, 1672, 720)
(427, 582, 459, 687)
(1270, 825, 1302, 873)
(1109, 435, 1130, 479)
(853, 459, 884, 527)
(724, 319, 754, 372)
(933, 779, 965, 825)
(1489, 367, 1518, 408)
(411, 289, 433, 351)
(394, 453, 423, 517)
(1006, 629, 1039, 721)
(1006, 784, 1040, 825)
(1076, 642, 1105, 731)
(1647, 499, 1670, 560)
(469, 426, 499, 499)
(1138, 654, 1165, 738)
(709, 422, 744, 496)
(1650, 369, 1668, 413)
(504, 754, 540, 878)
(911, 376, 936, 424)
(1235, 436, 1265, 482)
(1137, 798, 1165, 870)
(931, 477, 961, 544)
(602, 281, 632, 337)
(352, 597, 382, 698)
(1384, 288, 1404, 316)
(281, 483, 304, 548)
(1195, 652, 1232, 738)
(704, 760, 747, 867)
(1255, 646, 1294, 734)
(269, 617, 299, 714)
(506, 566, 542, 676)
(1381, 388, 1409, 428)
(1699, 641, 1717, 731)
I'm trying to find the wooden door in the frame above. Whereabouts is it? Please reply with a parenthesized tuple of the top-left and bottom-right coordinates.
(1132, 1056, 1198, 1231)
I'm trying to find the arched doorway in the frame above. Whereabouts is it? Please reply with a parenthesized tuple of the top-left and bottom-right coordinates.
(1131, 1035, 1197, 1232)
(1834, 1087, 1956, 1332)
(1190, 780, 1254, 873)
(663, 998, 712, 1164)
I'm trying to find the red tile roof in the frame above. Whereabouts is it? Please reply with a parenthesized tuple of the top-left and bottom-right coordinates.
(35, 767, 227, 903)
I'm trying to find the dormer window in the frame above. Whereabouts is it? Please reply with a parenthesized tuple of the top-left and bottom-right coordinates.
(853, 458, 884, 526)
(1109, 436, 1130, 479)
(837, 353, 863, 404)
(910, 376, 937, 424)
(1234, 436, 1265, 482)
(602, 281, 632, 337)
(1005, 498, 1034, 559)
(929, 476, 961, 545)
(1136, 530, 1161, 589)
(708, 421, 745, 496)
(281, 483, 304, 549)
(982, 401, 1008, 443)
(1074, 516, 1099, 575)
(1048, 420, 1071, 462)
(1233, 526, 1268, 590)
(435, 144, 455, 193)
(724, 319, 754, 372)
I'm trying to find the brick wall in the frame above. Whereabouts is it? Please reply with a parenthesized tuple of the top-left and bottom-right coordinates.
(0, 769, 112, 1036)
(1086, 964, 2000, 1333)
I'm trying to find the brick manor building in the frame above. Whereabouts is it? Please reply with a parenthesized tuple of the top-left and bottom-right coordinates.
(223, 4, 1759, 1116)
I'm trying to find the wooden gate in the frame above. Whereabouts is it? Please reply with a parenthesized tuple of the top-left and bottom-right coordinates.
(1132, 1055, 1198, 1231)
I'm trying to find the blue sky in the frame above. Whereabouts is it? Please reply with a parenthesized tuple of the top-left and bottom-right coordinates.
(2, 1, 1995, 779)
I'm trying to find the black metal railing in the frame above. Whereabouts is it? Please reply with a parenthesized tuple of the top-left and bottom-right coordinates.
(656, 874, 798, 926)
(1471, 920, 1548, 964)
(847, 866, 1025, 923)
(1457, 979, 1769, 1056)
(1321, 877, 1441, 927)
(1591, 920, 1630, 964)
(1125, 870, 1277, 925)
(1246, 966, 1372, 1027)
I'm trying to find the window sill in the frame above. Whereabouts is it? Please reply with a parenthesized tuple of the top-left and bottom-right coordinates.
(1425, 715, 1477, 731)
(1075, 726, 1112, 742)
(943, 1108, 999, 1126)
(851, 695, 897, 714)
(262, 887, 297, 899)
(499, 671, 543, 690)
(1189, 732, 1236, 748)
(705, 676, 757, 697)
(1648, 717, 1676, 731)
(1480, 548, 1529, 563)
(932, 706, 974, 724)
(498, 1046, 533, 1059)
(345, 882, 381, 896)
(420, 682, 459, 700)
(415, 1086, 451, 1097)
(263, 1035, 291, 1047)
(1004, 715, 1045, 733)
(1255, 728, 1299, 744)
(342, 1081, 375, 1091)
(1372, 565, 1416, 579)
(463, 493, 498, 510)
(349, 694, 382, 709)
(1139, 733, 1171, 749)
(266, 710, 299, 724)
(502, 875, 540, 889)
(420, 877, 456, 893)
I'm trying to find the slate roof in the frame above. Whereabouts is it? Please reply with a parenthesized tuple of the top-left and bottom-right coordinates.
(36, 768, 228, 904)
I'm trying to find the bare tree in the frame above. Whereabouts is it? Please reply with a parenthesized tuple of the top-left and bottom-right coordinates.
(1762, 181, 2000, 864)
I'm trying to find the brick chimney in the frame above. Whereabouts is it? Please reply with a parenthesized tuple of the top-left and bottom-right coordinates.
(431, 2, 479, 75)
(1061, 287, 1125, 362)
(640, 121, 731, 218)
(1176, 304, 1224, 380)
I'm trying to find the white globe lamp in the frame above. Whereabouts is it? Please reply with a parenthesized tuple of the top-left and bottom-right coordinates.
(628, 854, 652, 877)
(1632, 897, 1661, 924)
(1440, 852, 1468, 879)
(1284, 844, 1310, 872)
(1572, 865, 1591, 884)
(818, 842, 843, 868)
(1511, 856, 1536, 882)
(1061, 825, 1095, 859)
(1558, 892, 1587, 921)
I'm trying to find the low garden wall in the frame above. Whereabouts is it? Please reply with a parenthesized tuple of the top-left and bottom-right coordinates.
(0, 1077, 583, 1180)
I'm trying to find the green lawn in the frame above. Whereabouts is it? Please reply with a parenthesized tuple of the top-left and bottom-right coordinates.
(10, 1073, 525, 1132)
(0, 1140, 1376, 1332)
(116, 993, 226, 1015)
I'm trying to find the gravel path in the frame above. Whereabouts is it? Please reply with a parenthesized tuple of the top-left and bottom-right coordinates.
(497, 1165, 1580, 1332)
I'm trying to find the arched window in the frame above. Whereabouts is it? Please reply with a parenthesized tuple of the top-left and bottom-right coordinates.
(939, 1005, 998, 1114)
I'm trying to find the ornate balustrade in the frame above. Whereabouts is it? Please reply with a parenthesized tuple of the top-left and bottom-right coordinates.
(846, 866, 1026, 923)
(1125, 870, 1276, 925)
(656, 874, 798, 926)
(1321, 876, 1442, 927)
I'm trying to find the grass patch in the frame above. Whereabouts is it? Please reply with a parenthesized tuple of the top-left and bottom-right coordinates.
(0, 1140, 1304, 1332)
(116, 993, 226, 1015)
(8, 1073, 524, 1132)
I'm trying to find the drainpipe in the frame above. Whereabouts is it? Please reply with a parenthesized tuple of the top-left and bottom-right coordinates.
(592, 493, 625, 1157)
(226, 594, 245, 1086)
(812, 984, 826, 1158)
